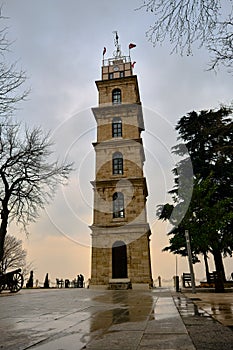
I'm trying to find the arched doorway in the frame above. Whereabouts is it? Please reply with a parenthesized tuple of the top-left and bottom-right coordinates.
(112, 241, 127, 278)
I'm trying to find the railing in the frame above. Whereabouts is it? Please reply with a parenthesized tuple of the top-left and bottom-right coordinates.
(102, 56, 131, 66)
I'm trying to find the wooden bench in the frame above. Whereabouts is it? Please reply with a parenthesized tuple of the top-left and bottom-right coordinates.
(209, 272, 216, 283)
(200, 272, 216, 287)
(182, 273, 192, 287)
(56, 278, 64, 288)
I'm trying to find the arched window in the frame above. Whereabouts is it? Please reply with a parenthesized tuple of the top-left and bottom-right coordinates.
(112, 152, 123, 175)
(113, 192, 124, 218)
(112, 88, 121, 105)
(112, 117, 122, 137)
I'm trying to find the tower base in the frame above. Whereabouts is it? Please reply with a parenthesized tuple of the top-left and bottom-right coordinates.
(89, 278, 153, 290)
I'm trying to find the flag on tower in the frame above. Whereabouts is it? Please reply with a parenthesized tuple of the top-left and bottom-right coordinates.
(129, 43, 136, 49)
(103, 47, 106, 56)
(132, 61, 136, 68)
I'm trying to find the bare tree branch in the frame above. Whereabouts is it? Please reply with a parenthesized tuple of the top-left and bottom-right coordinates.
(138, 0, 233, 72)
(1, 234, 27, 273)
(0, 9, 73, 264)
(208, 20, 233, 71)
(0, 123, 73, 261)
(0, 9, 29, 118)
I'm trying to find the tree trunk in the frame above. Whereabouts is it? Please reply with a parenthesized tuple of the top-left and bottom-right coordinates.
(203, 252, 211, 283)
(212, 249, 226, 281)
(212, 249, 225, 292)
(0, 207, 9, 263)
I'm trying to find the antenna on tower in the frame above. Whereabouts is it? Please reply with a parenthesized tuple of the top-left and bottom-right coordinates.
(112, 31, 122, 58)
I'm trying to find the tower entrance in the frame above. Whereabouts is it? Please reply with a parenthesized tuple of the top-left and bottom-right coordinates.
(112, 241, 127, 279)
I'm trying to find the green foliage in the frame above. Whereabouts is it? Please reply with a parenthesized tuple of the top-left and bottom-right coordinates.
(157, 106, 233, 274)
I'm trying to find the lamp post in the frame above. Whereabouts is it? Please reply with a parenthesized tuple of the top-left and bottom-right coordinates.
(185, 230, 196, 294)
(175, 254, 179, 292)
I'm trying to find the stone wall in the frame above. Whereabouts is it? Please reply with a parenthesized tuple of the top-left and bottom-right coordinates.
(96, 76, 140, 106)
(90, 233, 152, 286)
(93, 181, 147, 225)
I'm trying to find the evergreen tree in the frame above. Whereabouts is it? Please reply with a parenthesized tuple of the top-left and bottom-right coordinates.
(157, 106, 233, 290)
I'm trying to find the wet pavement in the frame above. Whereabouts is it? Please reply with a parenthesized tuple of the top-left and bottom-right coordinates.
(0, 288, 232, 349)
(176, 290, 233, 349)
(183, 290, 233, 327)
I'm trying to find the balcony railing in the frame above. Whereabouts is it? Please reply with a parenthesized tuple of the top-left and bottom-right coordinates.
(102, 56, 131, 67)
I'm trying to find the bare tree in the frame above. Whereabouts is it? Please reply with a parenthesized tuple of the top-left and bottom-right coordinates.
(0, 10, 73, 264)
(1, 234, 28, 273)
(0, 10, 28, 117)
(207, 17, 233, 70)
(0, 123, 73, 262)
(0, 62, 28, 117)
(138, 0, 233, 71)
(0, 10, 73, 263)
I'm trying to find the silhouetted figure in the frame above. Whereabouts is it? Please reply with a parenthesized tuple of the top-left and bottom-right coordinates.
(43, 273, 49, 288)
(79, 274, 84, 288)
(65, 279, 70, 288)
(77, 275, 81, 288)
(158, 276, 161, 287)
(26, 271, 34, 288)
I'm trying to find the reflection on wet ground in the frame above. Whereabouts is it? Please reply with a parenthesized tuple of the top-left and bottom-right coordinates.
(0, 288, 196, 349)
(91, 289, 154, 327)
(0, 288, 233, 349)
(85, 288, 195, 349)
(183, 291, 233, 327)
(174, 295, 210, 318)
(175, 292, 233, 350)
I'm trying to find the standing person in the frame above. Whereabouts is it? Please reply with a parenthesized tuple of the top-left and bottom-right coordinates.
(79, 274, 84, 288)
(77, 275, 80, 288)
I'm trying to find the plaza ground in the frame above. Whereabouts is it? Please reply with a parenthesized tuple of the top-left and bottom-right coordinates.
(0, 287, 233, 349)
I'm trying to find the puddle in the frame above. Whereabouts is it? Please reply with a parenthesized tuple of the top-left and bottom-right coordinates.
(174, 296, 210, 317)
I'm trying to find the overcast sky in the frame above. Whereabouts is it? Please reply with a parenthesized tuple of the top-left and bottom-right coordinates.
(4, 0, 232, 285)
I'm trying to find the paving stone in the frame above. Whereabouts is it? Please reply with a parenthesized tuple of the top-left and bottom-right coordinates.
(0, 288, 232, 349)
(85, 330, 143, 349)
(139, 333, 195, 349)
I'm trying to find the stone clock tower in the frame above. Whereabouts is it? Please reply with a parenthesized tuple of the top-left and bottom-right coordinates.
(90, 33, 153, 289)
